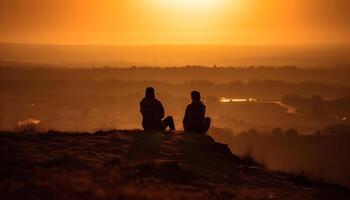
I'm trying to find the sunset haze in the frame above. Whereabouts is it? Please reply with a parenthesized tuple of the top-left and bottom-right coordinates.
(1, 0, 350, 45)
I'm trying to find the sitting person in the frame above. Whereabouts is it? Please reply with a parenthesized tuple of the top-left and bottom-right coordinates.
(140, 87, 175, 131)
(183, 91, 211, 134)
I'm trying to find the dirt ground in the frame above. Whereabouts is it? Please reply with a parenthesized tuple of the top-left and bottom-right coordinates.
(0, 130, 349, 200)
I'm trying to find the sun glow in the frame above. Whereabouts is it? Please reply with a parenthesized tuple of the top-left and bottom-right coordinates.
(150, 0, 238, 16)
(141, 0, 244, 44)
(158, 0, 222, 11)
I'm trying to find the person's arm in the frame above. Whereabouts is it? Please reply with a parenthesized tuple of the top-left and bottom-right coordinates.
(201, 105, 206, 119)
(140, 101, 145, 115)
(183, 105, 189, 124)
(158, 101, 165, 119)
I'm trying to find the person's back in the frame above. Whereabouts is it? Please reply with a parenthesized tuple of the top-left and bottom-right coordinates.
(140, 96, 164, 130)
(140, 87, 175, 131)
(183, 91, 211, 134)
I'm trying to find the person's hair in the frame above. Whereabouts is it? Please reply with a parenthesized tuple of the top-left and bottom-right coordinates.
(145, 87, 155, 98)
(191, 91, 201, 101)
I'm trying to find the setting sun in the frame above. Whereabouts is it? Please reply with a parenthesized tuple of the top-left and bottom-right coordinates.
(154, 0, 226, 12)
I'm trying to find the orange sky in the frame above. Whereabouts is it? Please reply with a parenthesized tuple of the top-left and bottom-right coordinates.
(0, 0, 349, 45)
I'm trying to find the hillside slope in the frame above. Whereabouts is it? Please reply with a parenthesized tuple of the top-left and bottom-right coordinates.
(0, 130, 349, 200)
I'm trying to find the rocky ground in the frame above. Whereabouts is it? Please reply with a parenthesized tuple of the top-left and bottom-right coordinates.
(0, 130, 349, 200)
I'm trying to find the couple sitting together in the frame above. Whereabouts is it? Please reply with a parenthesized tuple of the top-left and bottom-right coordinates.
(140, 87, 211, 134)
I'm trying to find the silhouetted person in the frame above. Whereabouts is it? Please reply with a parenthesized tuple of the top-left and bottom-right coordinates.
(183, 91, 211, 134)
(140, 87, 175, 131)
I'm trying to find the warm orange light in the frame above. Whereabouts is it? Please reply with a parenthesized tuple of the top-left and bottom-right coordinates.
(0, 0, 349, 45)
(155, 0, 223, 12)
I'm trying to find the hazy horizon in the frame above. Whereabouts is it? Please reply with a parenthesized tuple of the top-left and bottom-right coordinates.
(1, 42, 350, 67)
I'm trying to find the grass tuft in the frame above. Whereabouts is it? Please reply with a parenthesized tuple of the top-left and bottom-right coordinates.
(241, 152, 266, 168)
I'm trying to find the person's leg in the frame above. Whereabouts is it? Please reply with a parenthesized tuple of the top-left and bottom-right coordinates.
(183, 122, 189, 132)
(202, 117, 211, 134)
(142, 121, 150, 131)
(162, 116, 175, 131)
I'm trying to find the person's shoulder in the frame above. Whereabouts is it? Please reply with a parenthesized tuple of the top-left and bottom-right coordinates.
(140, 97, 146, 104)
(197, 101, 206, 109)
(186, 103, 192, 108)
(140, 97, 151, 105)
(155, 99, 163, 105)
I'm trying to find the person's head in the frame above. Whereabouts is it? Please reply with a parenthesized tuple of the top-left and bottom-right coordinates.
(191, 91, 201, 101)
(145, 87, 155, 98)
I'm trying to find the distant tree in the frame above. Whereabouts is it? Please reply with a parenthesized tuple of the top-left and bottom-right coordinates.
(324, 124, 350, 136)
(314, 130, 322, 136)
(271, 128, 283, 136)
(246, 128, 259, 137)
(285, 128, 298, 137)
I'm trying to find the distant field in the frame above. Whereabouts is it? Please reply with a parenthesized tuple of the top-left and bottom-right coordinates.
(1, 65, 349, 132)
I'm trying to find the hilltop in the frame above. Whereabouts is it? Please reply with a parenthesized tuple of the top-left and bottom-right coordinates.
(0, 130, 349, 199)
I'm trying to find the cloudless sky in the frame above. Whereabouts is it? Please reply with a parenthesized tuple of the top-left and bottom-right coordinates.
(0, 0, 349, 45)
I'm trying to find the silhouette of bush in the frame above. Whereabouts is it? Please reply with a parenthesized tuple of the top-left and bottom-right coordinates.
(241, 152, 265, 168)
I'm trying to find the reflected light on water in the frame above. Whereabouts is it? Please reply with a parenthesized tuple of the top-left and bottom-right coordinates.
(18, 118, 41, 127)
(220, 98, 231, 103)
(220, 98, 256, 103)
